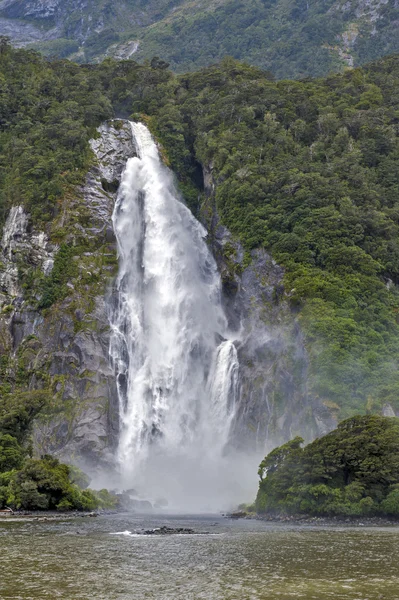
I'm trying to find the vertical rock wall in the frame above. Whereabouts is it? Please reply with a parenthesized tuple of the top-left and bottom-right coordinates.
(0, 120, 134, 474)
(201, 166, 337, 454)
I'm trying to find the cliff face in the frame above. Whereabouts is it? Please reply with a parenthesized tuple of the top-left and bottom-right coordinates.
(0, 120, 134, 473)
(0, 0, 82, 45)
(201, 168, 337, 454)
(0, 119, 336, 473)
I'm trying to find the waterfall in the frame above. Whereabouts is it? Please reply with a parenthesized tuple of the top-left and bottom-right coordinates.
(109, 122, 240, 510)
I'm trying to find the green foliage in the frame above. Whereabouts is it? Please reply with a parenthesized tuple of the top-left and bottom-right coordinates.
(38, 244, 79, 309)
(135, 55, 399, 415)
(380, 487, 399, 517)
(4, 455, 87, 510)
(0, 433, 24, 472)
(31, 38, 80, 60)
(256, 415, 399, 517)
(2, 44, 399, 490)
(0, 453, 118, 511)
(134, 0, 345, 78)
(19, 0, 399, 79)
(0, 390, 115, 511)
(0, 39, 113, 228)
(69, 465, 90, 489)
(0, 390, 50, 443)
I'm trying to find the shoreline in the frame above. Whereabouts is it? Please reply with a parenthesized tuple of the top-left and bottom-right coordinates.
(2, 510, 399, 527)
(226, 511, 399, 527)
(0, 510, 111, 522)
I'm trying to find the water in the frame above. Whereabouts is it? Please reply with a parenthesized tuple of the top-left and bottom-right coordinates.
(1, 514, 399, 599)
(109, 123, 246, 509)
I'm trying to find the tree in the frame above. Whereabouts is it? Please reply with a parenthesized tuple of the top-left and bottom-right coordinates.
(0, 434, 24, 472)
(256, 416, 399, 517)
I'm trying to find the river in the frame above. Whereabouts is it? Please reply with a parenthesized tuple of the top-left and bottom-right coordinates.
(1, 514, 399, 599)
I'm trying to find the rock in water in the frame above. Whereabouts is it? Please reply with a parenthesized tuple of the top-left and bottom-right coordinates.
(140, 526, 197, 536)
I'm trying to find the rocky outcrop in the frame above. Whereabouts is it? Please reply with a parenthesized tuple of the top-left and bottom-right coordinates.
(0, 119, 134, 474)
(0, 205, 57, 299)
(201, 166, 337, 453)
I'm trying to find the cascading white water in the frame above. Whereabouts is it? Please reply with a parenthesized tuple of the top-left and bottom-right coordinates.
(109, 122, 241, 510)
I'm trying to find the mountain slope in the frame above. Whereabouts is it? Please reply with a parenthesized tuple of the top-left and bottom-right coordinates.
(0, 0, 397, 78)
(1, 42, 399, 470)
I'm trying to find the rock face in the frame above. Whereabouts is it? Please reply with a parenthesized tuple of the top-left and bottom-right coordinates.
(0, 205, 57, 299)
(0, 118, 340, 477)
(0, 118, 338, 477)
(201, 166, 337, 452)
(0, 119, 134, 474)
(0, 0, 73, 45)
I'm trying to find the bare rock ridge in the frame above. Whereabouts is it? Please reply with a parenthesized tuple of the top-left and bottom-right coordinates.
(0, 0, 141, 47)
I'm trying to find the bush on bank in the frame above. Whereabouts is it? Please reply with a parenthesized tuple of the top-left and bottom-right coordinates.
(0, 391, 117, 511)
(256, 415, 399, 518)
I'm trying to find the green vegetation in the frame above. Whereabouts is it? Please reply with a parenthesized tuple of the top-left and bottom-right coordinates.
(0, 390, 50, 444)
(138, 55, 399, 417)
(256, 415, 399, 517)
(0, 38, 175, 230)
(38, 244, 79, 309)
(2, 39, 399, 434)
(134, 0, 344, 78)
(15, 0, 399, 79)
(0, 36, 113, 227)
(134, 0, 399, 78)
(0, 388, 117, 511)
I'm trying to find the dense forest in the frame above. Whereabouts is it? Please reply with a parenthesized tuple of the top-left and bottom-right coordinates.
(256, 415, 399, 517)
(131, 0, 399, 78)
(4, 0, 397, 79)
(1, 40, 399, 479)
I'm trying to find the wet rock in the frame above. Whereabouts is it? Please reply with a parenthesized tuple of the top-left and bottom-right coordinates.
(130, 499, 153, 511)
(140, 526, 197, 536)
(0, 205, 57, 298)
(0, 119, 135, 475)
(228, 511, 248, 520)
(201, 165, 337, 451)
(382, 403, 397, 417)
(117, 494, 153, 512)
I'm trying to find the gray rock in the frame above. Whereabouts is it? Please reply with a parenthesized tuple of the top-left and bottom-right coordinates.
(0, 205, 57, 299)
(382, 403, 397, 417)
(0, 119, 135, 476)
(201, 164, 337, 454)
(0, 115, 337, 480)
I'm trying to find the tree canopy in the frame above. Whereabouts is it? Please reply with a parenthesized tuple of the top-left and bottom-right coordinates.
(2, 41, 399, 443)
(256, 415, 399, 517)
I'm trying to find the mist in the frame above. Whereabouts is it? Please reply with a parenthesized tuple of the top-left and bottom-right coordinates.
(104, 122, 257, 512)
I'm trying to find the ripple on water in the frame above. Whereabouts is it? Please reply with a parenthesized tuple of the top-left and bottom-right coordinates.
(1, 515, 399, 599)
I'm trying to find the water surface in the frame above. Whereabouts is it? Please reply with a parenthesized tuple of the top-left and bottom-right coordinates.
(1, 514, 399, 599)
